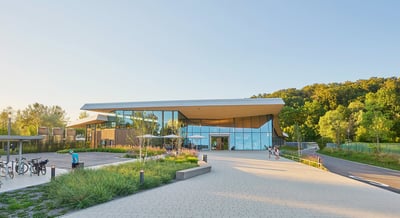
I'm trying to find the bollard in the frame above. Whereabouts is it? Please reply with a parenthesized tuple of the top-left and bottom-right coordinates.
(51, 165, 55, 180)
(140, 170, 144, 185)
(317, 156, 321, 168)
(202, 154, 207, 163)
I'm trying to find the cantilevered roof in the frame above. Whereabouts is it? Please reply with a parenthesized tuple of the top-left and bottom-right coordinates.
(81, 98, 285, 120)
(67, 113, 110, 128)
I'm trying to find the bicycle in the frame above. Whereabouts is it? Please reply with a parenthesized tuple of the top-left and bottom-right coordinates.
(38, 159, 49, 175)
(0, 160, 14, 179)
(28, 158, 41, 176)
(15, 157, 29, 175)
(28, 158, 48, 176)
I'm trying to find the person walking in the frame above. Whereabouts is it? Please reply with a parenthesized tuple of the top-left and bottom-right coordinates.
(274, 147, 280, 160)
(69, 150, 79, 169)
(268, 146, 272, 159)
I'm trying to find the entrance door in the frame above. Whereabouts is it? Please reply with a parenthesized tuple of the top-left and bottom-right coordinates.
(211, 136, 229, 150)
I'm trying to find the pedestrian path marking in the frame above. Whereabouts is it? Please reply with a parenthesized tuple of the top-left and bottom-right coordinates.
(348, 175, 389, 187)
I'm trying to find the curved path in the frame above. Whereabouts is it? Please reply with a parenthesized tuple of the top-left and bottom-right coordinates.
(62, 151, 400, 218)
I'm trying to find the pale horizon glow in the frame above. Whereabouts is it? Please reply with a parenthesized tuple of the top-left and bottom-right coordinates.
(1, 1, 398, 121)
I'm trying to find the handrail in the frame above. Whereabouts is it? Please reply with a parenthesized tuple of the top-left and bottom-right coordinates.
(281, 153, 326, 170)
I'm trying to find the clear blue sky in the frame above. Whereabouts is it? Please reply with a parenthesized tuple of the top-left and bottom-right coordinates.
(1, 1, 399, 122)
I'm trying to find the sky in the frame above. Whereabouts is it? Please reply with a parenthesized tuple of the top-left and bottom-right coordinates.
(1, 0, 399, 122)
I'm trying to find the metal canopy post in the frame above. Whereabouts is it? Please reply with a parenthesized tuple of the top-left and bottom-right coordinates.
(7, 112, 11, 163)
(18, 140, 23, 164)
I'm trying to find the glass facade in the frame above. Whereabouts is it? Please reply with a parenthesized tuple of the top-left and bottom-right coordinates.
(101, 110, 277, 151)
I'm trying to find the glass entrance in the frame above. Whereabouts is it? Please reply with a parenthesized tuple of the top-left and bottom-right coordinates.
(211, 136, 229, 150)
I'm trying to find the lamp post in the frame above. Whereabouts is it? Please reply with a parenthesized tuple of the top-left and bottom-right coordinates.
(347, 128, 350, 151)
(7, 112, 11, 163)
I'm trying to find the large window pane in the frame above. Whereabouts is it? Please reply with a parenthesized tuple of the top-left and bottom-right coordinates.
(115, 110, 124, 128)
(252, 132, 261, 150)
(124, 111, 133, 128)
(261, 119, 272, 132)
(234, 133, 243, 150)
(219, 127, 230, 133)
(243, 133, 252, 150)
(229, 134, 235, 150)
(163, 111, 173, 135)
(209, 126, 219, 132)
(261, 132, 272, 148)
(201, 126, 210, 133)
(199, 133, 209, 150)
(192, 125, 201, 132)
(153, 111, 163, 135)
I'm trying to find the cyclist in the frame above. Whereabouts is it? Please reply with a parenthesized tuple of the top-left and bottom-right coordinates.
(69, 150, 79, 169)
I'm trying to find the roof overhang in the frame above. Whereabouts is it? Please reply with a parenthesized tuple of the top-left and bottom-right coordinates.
(80, 98, 284, 120)
(67, 114, 110, 128)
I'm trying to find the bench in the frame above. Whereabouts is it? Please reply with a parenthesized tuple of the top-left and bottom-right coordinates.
(176, 164, 211, 180)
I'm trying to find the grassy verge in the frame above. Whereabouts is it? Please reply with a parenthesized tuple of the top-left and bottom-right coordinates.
(280, 146, 326, 170)
(319, 147, 400, 171)
(0, 152, 198, 217)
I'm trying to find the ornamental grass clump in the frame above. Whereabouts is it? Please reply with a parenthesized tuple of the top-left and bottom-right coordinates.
(49, 154, 198, 210)
(48, 169, 136, 209)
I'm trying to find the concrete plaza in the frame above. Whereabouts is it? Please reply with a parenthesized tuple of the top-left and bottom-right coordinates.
(61, 151, 400, 218)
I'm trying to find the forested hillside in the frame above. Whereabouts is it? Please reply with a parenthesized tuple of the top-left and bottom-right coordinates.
(253, 77, 400, 145)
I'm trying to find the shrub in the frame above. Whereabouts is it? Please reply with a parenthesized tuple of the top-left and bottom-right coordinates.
(48, 169, 136, 209)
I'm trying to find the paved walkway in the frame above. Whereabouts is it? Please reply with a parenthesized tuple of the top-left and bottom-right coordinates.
(61, 151, 400, 218)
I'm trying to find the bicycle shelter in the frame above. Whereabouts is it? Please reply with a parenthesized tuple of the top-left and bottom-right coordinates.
(0, 135, 44, 165)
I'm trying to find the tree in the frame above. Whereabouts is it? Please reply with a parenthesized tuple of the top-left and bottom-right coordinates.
(79, 111, 90, 119)
(293, 123, 303, 156)
(302, 100, 326, 141)
(371, 112, 393, 151)
(127, 111, 160, 164)
(278, 106, 305, 142)
(356, 90, 396, 144)
(318, 106, 349, 148)
(255, 76, 399, 144)
(14, 103, 67, 135)
(0, 107, 13, 135)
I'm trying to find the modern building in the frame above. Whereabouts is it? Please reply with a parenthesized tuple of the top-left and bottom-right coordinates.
(67, 98, 285, 151)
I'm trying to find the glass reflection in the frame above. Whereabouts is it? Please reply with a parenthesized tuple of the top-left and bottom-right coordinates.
(109, 109, 275, 151)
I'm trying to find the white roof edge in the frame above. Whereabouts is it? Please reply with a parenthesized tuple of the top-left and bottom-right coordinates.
(81, 98, 285, 110)
(67, 113, 112, 127)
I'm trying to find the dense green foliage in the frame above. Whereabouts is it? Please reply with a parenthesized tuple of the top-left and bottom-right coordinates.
(254, 77, 400, 145)
(0, 103, 67, 136)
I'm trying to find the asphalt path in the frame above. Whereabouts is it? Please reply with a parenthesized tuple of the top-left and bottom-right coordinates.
(319, 153, 400, 194)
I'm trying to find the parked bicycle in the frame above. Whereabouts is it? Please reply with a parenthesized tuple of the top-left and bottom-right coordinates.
(0, 160, 14, 179)
(28, 158, 48, 176)
(15, 157, 29, 175)
(38, 159, 49, 175)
